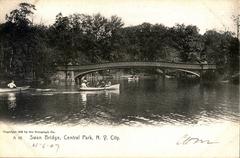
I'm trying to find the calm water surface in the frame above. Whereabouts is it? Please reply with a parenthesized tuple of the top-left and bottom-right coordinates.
(0, 78, 239, 126)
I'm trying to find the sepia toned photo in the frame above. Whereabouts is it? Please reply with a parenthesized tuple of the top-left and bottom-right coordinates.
(0, 0, 239, 157)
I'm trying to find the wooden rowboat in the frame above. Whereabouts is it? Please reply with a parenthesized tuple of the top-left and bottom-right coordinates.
(128, 77, 139, 81)
(0, 86, 30, 93)
(127, 75, 139, 81)
(79, 84, 120, 91)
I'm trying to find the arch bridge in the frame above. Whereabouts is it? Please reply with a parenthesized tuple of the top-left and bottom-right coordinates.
(56, 61, 216, 82)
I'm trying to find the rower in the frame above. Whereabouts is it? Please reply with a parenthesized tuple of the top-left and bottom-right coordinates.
(81, 80, 88, 88)
(106, 81, 111, 87)
(7, 80, 17, 88)
(100, 80, 105, 87)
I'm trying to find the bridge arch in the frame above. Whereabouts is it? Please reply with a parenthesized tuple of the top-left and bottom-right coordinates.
(74, 68, 113, 79)
(175, 69, 200, 77)
(74, 67, 170, 80)
(74, 68, 201, 80)
(156, 68, 200, 78)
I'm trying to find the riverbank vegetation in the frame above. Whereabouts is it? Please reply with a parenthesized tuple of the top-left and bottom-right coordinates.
(0, 3, 239, 82)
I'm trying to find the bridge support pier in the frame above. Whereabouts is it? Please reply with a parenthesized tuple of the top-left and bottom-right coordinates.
(76, 78, 80, 85)
(162, 69, 166, 80)
(65, 70, 75, 82)
(199, 64, 203, 83)
(200, 70, 203, 83)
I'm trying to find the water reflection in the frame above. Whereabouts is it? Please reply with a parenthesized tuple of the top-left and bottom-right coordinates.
(0, 79, 238, 126)
(7, 93, 16, 110)
(80, 93, 87, 102)
(79, 89, 120, 106)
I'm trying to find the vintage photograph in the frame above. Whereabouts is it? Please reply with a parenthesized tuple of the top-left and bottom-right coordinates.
(0, 0, 239, 157)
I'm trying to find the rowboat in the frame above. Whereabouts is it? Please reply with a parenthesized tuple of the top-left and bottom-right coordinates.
(79, 84, 120, 91)
(128, 77, 139, 81)
(0, 86, 30, 93)
(35, 88, 55, 92)
(80, 89, 120, 94)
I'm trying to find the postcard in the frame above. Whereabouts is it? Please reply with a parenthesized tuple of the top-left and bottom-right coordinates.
(0, 0, 239, 157)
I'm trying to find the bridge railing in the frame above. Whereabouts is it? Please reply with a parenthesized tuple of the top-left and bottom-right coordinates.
(58, 60, 217, 66)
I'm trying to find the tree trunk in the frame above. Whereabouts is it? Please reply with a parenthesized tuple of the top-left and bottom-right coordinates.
(9, 49, 13, 69)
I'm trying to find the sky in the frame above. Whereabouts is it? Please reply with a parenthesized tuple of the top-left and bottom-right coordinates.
(0, 0, 238, 34)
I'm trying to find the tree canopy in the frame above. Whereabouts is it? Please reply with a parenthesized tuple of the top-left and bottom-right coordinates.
(0, 3, 239, 80)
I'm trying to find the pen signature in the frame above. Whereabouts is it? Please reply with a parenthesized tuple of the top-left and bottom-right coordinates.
(177, 134, 219, 145)
(32, 143, 60, 152)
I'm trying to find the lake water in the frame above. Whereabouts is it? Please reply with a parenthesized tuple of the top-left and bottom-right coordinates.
(0, 78, 239, 126)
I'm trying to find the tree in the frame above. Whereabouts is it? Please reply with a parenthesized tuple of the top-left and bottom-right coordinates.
(0, 3, 36, 79)
(171, 24, 204, 62)
(49, 13, 124, 64)
(49, 13, 72, 65)
(203, 30, 234, 65)
(1, 3, 55, 79)
(232, 14, 240, 39)
(6, 3, 36, 27)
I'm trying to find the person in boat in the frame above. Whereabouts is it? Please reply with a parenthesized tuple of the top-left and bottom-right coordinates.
(82, 78, 87, 83)
(95, 81, 101, 87)
(105, 81, 111, 87)
(130, 75, 137, 79)
(100, 80, 106, 87)
(7, 80, 16, 88)
(81, 80, 88, 88)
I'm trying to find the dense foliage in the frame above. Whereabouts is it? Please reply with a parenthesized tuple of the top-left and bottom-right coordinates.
(0, 3, 239, 80)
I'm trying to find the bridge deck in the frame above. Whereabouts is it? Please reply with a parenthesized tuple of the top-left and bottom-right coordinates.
(57, 62, 216, 71)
